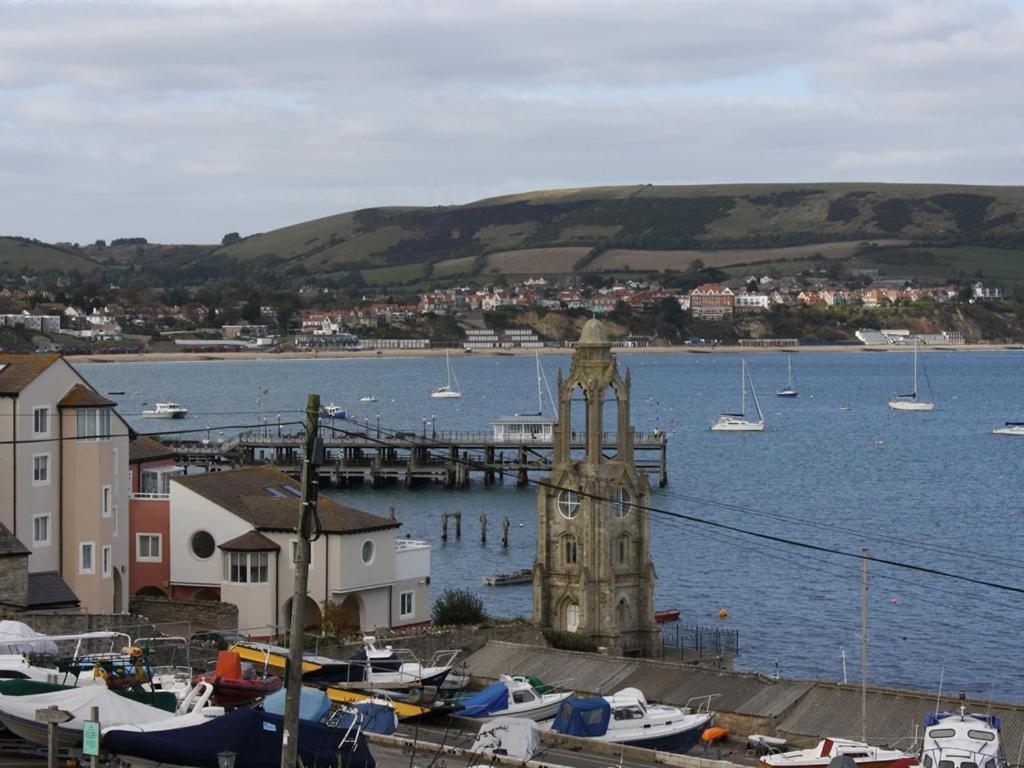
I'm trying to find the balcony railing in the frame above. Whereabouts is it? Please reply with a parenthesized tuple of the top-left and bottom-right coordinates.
(130, 492, 170, 500)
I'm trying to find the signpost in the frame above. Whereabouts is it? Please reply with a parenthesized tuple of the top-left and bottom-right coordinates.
(35, 706, 73, 768)
(83, 705, 101, 767)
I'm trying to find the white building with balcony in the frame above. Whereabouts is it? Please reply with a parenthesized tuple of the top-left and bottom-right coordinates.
(166, 466, 430, 637)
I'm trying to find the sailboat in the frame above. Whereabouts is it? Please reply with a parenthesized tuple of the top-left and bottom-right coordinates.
(711, 359, 765, 431)
(888, 338, 934, 411)
(431, 349, 462, 399)
(776, 354, 798, 398)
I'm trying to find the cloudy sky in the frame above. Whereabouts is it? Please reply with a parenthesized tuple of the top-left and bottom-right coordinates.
(1, 1, 1022, 243)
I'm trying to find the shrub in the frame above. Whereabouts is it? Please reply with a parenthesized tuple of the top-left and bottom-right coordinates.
(542, 628, 598, 653)
(432, 588, 487, 625)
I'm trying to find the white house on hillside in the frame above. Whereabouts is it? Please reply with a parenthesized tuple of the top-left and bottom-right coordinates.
(168, 467, 431, 637)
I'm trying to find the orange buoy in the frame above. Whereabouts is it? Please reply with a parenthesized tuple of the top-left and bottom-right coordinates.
(703, 726, 729, 743)
(718, 608, 729, 618)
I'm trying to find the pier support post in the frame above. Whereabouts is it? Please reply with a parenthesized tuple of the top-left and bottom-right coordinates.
(454, 510, 462, 539)
(480, 513, 487, 544)
(517, 446, 528, 487)
(502, 516, 510, 548)
(441, 513, 448, 542)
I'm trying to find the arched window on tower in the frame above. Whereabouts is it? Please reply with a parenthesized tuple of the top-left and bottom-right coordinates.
(568, 383, 588, 462)
(562, 534, 578, 565)
(566, 601, 580, 633)
(616, 597, 629, 627)
(600, 384, 619, 459)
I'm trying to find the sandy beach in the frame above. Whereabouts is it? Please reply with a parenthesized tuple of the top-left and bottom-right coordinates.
(67, 342, 1023, 364)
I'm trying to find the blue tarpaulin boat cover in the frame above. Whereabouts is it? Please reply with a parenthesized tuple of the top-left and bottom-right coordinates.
(262, 687, 331, 722)
(552, 698, 611, 737)
(102, 707, 375, 768)
(924, 712, 1001, 730)
(332, 701, 399, 735)
(457, 681, 509, 718)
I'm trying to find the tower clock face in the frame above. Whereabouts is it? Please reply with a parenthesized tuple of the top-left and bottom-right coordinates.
(557, 489, 580, 519)
(611, 488, 632, 517)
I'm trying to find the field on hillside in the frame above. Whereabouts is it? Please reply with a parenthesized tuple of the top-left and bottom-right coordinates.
(853, 245, 1024, 286)
(0, 238, 100, 274)
(587, 240, 907, 272)
(483, 247, 591, 274)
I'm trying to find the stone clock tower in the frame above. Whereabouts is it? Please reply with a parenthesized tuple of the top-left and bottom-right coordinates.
(532, 318, 659, 655)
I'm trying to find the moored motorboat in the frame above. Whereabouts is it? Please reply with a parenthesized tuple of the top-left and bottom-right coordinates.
(918, 695, 1008, 768)
(299, 635, 458, 691)
(457, 675, 571, 721)
(655, 609, 681, 623)
(103, 705, 376, 768)
(471, 717, 541, 762)
(993, 422, 1024, 436)
(359, 394, 379, 403)
(551, 688, 716, 753)
(142, 402, 188, 419)
(483, 568, 533, 586)
(0, 681, 174, 748)
(192, 650, 283, 708)
(759, 737, 910, 768)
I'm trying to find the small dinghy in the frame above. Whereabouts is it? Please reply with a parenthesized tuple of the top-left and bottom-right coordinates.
(103, 706, 376, 768)
(192, 650, 282, 708)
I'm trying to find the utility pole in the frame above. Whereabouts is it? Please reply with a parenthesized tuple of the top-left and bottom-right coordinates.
(280, 394, 321, 768)
(861, 548, 869, 744)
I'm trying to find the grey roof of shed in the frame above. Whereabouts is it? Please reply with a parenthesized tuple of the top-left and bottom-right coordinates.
(26, 572, 80, 608)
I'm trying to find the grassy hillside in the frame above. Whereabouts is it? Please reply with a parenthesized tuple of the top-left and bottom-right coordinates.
(206, 183, 1024, 285)
(6, 183, 1024, 287)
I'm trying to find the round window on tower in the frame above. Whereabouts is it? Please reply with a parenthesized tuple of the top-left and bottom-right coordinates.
(611, 488, 631, 518)
(361, 540, 375, 565)
(557, 489, 580, 519)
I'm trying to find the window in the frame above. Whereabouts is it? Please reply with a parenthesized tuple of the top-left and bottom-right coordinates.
(32, 514, 50, 547)
(80, 542, 95, 574)
(101, 545, 111, 578)
(562, 535, 577, 565)
(565, 602, 580, 633)
(557, 489, 579, 519)
(139, 466, 183, 497)
(224, 552, 269, 583)
(611, 488, 631, 518)
(399, 590, 414, 618)
(190, 531, 215, 559)
(615, 534, 630, 565)
(32, 407, 49, 436)
(137, 534, 161, 562)
(76, 407, 112, 442)
(101, 486, 112, 518)
(361, 540, 375, 565)
(512, 689, 536, 704)
(290, 540, 313, 568)
(32, 454, 50, 485)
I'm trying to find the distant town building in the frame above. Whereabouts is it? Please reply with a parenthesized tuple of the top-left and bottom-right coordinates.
(0, 313, 61, 334)
(689, 284, 735, 319)
(973, 282, 1003, 300)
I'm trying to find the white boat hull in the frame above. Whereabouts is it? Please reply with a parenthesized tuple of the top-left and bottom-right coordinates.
(476, 693, 571, 722)
(711, 419, 765, 432)
(994, 426, 1024, 435)
(431, 391, 461, 399)
(889, 400, 934, 411)
(141, 412, 186, 419)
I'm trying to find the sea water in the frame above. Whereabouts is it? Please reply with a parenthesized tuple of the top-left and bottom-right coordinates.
(81, 350, 1024, 700)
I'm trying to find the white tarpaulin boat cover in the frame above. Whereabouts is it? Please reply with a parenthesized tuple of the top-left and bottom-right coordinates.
(0, 620, 59, 655)
(0, 682, 171, 733)
(471, 717, 541, 761)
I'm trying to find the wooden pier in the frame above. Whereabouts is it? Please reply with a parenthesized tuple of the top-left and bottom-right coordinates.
(165, 428, 668, 489)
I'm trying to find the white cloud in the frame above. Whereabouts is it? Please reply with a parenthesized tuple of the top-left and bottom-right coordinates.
(0, 0, 1021, 242)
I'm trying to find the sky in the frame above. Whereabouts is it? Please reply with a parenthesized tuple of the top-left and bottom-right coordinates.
(1, 0, 1022, 244)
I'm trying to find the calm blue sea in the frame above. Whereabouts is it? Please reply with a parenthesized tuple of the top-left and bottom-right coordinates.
(80, 350, 1024, 700)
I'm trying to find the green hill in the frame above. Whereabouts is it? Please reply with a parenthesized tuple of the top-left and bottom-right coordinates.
(205, 183, 1024, 286)
(6, 183, 1024, 287)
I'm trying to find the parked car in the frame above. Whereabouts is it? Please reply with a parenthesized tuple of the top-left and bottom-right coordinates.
(190, 630, 247, 650)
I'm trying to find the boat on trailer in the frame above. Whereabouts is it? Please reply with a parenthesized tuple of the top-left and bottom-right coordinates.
(457, 674, 571, 721)
(759, 737, 910, 768)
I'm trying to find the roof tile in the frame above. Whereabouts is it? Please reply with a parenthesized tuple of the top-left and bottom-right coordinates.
(0, 354, 61, 395)
(57, 383, 116, 408)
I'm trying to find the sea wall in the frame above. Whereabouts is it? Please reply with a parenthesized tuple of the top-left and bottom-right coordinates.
(129, 595, 239, 635)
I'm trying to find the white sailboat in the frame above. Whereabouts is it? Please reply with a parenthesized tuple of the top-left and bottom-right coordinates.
(889, 338, 934, 411)
(776, 354, 798, 398)
(431, 349, 462, 399)
(712, 359, 765, 431)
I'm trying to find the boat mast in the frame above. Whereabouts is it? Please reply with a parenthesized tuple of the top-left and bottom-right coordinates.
(536, 351, 544, 415)
(861, 548, 869, 744)
(446, 349, 453, 389)
(788, 354, 794, 388)
(749, 362, 765, 423)
(741, 359, 747, 416)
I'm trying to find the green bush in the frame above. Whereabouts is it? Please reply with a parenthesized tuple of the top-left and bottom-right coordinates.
(542, 628, 598, 653)
(432, 589, 487, 625)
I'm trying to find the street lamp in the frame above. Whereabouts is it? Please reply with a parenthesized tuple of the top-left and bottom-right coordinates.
(422, 418, 427, 438)
(431, 414, 436, 438)
(277, 414, 281, 438)
(376, 413, 380, 437)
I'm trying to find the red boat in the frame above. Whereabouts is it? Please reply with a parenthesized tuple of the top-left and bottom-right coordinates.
(193, 650, 283, 708)
(654, 609, 681, 623)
